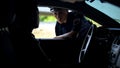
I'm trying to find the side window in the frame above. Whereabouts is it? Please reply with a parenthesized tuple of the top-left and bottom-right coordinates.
(32, 6, 73, 39)
(32, 6, 56, 39)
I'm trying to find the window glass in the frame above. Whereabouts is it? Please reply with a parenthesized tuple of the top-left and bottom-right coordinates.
(85, 0, 120, 23)
(32, 6, 56, 39)
(32, 6, 73, 39)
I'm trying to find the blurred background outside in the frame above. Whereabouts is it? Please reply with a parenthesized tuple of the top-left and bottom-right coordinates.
(32, 7, 56, 39)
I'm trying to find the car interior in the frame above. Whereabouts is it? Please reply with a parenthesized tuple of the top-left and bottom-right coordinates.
(1, 0, 120, 68)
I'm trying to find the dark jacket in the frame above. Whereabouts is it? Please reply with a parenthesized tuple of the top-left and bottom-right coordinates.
(55, 12, 75, 36)
(55, 11, 91, 39)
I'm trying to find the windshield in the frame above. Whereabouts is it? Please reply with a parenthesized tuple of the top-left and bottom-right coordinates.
(85, 0, 120, 23)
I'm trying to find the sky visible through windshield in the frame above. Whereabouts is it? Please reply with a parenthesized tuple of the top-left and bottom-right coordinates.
(86, 0, 120, 23)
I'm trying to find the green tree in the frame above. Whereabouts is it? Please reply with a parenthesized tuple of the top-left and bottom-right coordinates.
(40, 15, 56, 23)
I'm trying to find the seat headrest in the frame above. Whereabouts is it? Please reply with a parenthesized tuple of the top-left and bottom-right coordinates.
(0, 0, 15, 28)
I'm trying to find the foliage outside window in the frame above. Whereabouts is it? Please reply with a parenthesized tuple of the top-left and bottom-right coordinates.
(40, 15, 56, 23)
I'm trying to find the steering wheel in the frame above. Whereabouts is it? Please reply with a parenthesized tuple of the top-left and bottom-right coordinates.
(78, 24, 94, 63)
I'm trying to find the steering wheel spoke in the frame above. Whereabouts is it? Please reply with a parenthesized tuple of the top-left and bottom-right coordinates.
(78, 24, 94, 63)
